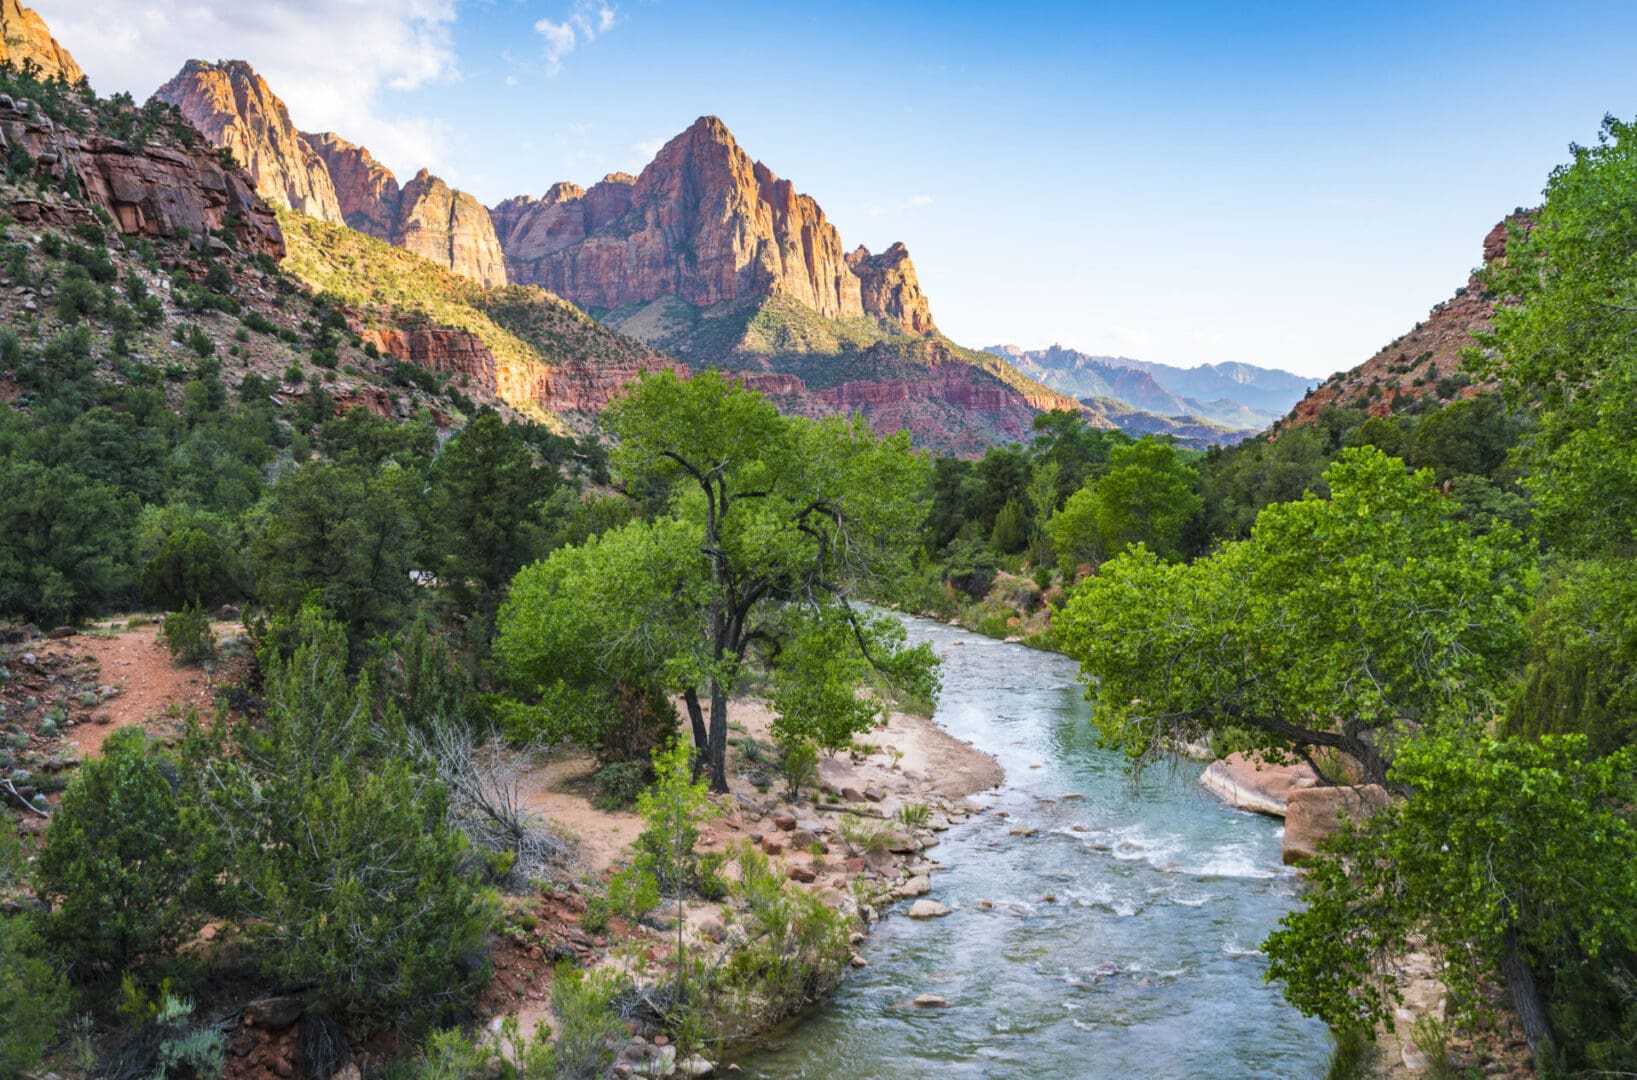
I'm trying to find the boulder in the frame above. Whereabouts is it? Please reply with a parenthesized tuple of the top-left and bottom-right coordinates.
(910, 994, 949, 1008)
(1282, 785, 1393, 865)
(45, 626, 76, 639)
(895, 875, 931, 898)
(243, 993, 305, 1029)
(1197, 752, 1319, 817)
(906, 900, 950, 919)
(786, 865, 816, 884)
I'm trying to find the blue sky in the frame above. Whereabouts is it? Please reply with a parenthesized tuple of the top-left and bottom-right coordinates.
(35, 0, 1637, 377)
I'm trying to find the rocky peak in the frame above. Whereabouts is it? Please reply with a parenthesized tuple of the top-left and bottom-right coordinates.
(0, 0, 84, 85)
(395, 169, 507, 288)
(494, 114, 939, 334)
(848, 242, 936, 335)
(302, 131, 400, 240)
(154, 59, 343, 225)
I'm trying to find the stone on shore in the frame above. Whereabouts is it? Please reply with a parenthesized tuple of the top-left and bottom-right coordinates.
(1283, 784, 1392, 864)
(1197, 752, 1318, 817)
(907, 899, 950, 919)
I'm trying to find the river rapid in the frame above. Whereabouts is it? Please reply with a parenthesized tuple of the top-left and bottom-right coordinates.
(741, 614, 1330, 1078)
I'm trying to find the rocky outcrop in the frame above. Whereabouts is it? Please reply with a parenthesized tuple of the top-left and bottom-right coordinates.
(1282, 784, 1392, 865)
(0, 94, 282, 256)
(302, 131, 399, 239)
(1283, 214, 1528, 427)
(393, 170, 506, 288)
(494, 117, 937, 332)
(154, 60, 343, 225)
(0, 0, 83, 84)
(359, 321, 683, 416)
(848, 243, 935, 334)
(1197, 753, 1319, 817)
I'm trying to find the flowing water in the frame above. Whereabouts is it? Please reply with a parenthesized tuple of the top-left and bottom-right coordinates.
(740, 615, 1330, 1078)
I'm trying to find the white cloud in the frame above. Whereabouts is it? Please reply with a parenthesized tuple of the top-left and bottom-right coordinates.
(534, 1, 620, 77)
(865, 194, 935, 217)
(30, 0, 459, 176)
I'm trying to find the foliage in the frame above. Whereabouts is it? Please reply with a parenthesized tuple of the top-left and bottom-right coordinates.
(778, 741, 820, 801)
(1048, 436, 1201, 570)
(1058, 448, 1533, 785)
(0, 461, 138, 623)
(1263, 731, 1637, 1073)
(139, 525, 239, 609)
(591, 761, 648, 811)
(550, 963, 626, 1080)
(159, 604, 216, 665)
(0, 912, 67, 1080)
(37, 727, 209, 974)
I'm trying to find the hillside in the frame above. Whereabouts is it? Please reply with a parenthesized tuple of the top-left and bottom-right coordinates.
(1283, 215, 1524, 427)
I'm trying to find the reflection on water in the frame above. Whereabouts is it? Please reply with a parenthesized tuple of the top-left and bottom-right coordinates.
(740, 616, 1329, 1079)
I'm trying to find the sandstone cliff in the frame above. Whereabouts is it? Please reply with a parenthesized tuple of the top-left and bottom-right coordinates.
(394, 169, 507, 288)
(154, 59, 343, 225)
(494, 117, 937, 334)
(0, 91, 282, 257)
(1283, 214, 1526, 427)
(302, 131, 399, 239)
(0, 0, 83, 84)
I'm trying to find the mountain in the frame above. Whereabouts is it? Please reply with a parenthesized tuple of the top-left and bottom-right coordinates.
(156, 60, 505, 287)
(490, 116, 934, 335)
(1283, 215, 1522, 426)
(986, 344, 1312, 430)
(0, 0, 83, 84)
(1076, 397, 1246, 448)
(153, 60, 344, 225)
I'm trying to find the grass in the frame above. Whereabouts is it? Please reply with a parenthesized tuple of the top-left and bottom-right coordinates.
(1325, 1025, 1375, 1080)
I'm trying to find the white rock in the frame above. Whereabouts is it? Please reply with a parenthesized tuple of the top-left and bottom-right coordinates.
(907, 899, 950, 919)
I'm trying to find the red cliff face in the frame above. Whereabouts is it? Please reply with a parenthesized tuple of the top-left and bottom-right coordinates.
(394, 169, 507, 288)
(302, 131, 400, 239)
(1282, 214, 1527, 428)
(0, 0, 83, 84)
(493, 117, 938, 333)
(847, 242, 936, 335)
(0, 93, 282, 256)
(154, 60, 343, 225)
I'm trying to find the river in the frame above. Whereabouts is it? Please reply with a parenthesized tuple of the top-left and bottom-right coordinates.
(740, 614, 1330, 1078)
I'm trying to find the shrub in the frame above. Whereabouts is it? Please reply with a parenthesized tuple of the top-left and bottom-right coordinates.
(778, 742, 819, 801)
(0, 915, 67, 1079)
(551, 963, 625, 1080)
(591, 761, 647, 811)
(140, 528, 237, 610)
(37, 727, 210, 974)
(159, 605, 215, 665)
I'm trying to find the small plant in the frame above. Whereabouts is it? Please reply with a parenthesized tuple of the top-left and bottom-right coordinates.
(160, 605, 215, 664)
(896, 802, 930, 828)
(591, 760, 647, 811)
(580, 896, 611, 935)
(779, 741, 819, 801)
(551, 962, 625, 1080)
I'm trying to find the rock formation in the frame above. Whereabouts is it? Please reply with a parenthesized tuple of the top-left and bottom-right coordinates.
(302, 131, 399, 239)
(847, 243, 935, 334)
(0, 92, 282, 257)
(0, 0, 83, 84)
(494, 116, 937, 333)
(393, 169, 507, 288)
(153, 60, 343, 225)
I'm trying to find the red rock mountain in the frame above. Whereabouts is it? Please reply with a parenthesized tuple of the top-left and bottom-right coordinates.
(1283, 214, 1526, 426)
(153, 60, 343, 225)
(492, 116, 937, 335)
(156, 61, 505, 286)
(0, 0, 83, 84)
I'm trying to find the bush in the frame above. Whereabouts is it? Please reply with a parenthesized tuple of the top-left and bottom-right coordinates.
(37, 727, 210, 974)
(0, 915, 67, 1079)
(591, 761, 647, 811)
(779, 742, 819, 801)
(159, 605, 215, 665)
(551, 963, 625, 1080)
(140, 528, 237, 610)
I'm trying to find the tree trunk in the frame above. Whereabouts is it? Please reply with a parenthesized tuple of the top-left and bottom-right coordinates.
(682, 688, 709, 780)
(706, 680, 730, 794)
(1499, 926, 1556, 1072)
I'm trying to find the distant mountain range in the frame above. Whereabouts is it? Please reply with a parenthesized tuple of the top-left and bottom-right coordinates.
(983, 344, 1316, 432)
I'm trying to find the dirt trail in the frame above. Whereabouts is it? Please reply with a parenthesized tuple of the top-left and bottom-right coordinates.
(59, 622, 237, 756)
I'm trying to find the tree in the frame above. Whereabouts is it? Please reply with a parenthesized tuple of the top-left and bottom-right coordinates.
(499, 371, 938, 792)
(1047, 436, 1202, 571)
(249, 461, 422, 649)
(1263, 731, 1637, 1073)
(0, 461, 138, 622)
(37, 727, 210, 974)
(1469, 116, 1637, 555)
(0, 828, 66, 1080)
(1056, 447, 1533, 786)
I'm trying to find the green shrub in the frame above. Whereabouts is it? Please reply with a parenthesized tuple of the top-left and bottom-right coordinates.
(0, 915, 67, 1079)
(551, 963, 624, 1080)
(591, 761, 647, 811)
(159, 605, 215, 665)
(141, 528, 237, 610)
(778, 742, 819, 801)
(37, 727, 210, 974)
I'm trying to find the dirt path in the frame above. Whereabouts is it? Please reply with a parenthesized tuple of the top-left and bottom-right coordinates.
(60, 623, 234, 756)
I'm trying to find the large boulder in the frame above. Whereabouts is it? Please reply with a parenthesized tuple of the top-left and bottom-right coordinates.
(1197, 752, 1318, 817)
(1282, 784, 1392, 865)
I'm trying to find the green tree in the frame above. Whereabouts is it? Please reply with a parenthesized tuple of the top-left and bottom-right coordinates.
(1047, 436, 1202, 571)
(1263, 731, 1637, 1073)
(0, 828, 66, 1080)
(139, 526, 238, 609)
(1056, 448, 1533, 786)
(500, 371, 938, 792)
(37, 727, 210, 974)
(0, 461, 138, 622)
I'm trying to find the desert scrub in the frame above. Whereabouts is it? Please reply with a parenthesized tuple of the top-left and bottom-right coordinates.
(159, 604, 215, 664)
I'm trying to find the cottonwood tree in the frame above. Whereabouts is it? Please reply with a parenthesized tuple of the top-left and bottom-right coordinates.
(497, 370, 937, 792)
(1057, 447, 1533, 788)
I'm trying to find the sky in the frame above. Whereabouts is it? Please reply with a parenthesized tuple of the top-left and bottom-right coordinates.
(28, 0, 1637, 378)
